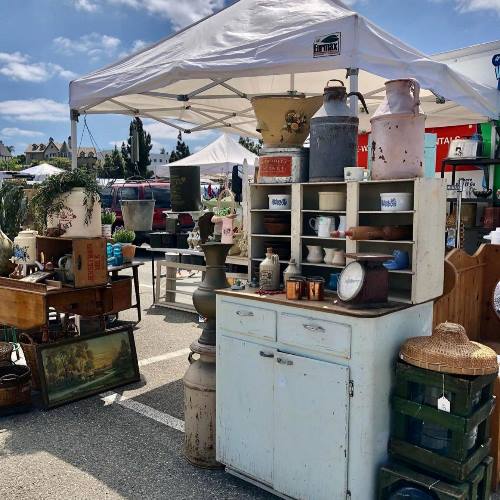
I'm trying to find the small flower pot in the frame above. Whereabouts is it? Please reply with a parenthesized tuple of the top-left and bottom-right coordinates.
(102, 224, 113, 238)
(121, 244, 136, 263)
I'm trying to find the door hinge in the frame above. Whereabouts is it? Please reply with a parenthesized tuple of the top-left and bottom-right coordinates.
(348, 380, 354, 397)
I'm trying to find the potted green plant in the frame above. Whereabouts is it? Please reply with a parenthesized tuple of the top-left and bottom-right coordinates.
(113, 228, 136, 263)
(29, 169, 101, 237)
(101, 209, 116, 238)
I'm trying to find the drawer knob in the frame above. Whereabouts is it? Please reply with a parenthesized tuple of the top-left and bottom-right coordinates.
(303, 324, 325, 333)
(259, 351, 274, 358)
(236, 310, 254, 317)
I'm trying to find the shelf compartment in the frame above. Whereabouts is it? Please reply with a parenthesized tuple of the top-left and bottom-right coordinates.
(354, 239, 414, 244)
(358, 210, 415, 214)
(252, 234, 291, 239)
(251, 209, 292, 212)
(301, 210, 346, 214)
(301, 262, 346, 269)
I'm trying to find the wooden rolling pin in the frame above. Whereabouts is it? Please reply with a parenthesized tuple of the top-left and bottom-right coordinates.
(331, 225, 413, 241)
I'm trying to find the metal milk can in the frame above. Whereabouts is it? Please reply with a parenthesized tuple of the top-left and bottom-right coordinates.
(370, 79, 425, 180)
(309, 80, 368, 181)
(183, 341, 221, 468)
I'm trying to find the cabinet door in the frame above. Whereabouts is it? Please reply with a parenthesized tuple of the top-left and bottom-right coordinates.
(274, 353, 350, 500)
(217, 335, 275, 485)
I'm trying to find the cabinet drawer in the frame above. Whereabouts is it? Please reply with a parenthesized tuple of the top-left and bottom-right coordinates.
(278, 312, 351, 359)
(219, 300, 276, 341)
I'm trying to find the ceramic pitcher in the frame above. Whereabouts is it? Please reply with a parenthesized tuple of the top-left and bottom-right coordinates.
(324, 248, 336, 264)
(306, 245, 323, 263)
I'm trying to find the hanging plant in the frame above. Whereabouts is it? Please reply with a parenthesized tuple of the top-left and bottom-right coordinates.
(29, 168, 101, 232)
(0, 180, 27, 239)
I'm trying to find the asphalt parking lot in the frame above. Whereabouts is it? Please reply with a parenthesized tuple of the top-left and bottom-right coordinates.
(0, 258, 274, 500)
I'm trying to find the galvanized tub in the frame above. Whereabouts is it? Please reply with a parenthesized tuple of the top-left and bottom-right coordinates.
(258, 147, 309, 183)
(309, 116, 359, 181)
(121, 200, 155, 231)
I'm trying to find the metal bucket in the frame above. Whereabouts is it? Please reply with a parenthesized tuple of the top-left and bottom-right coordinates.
(309, 116, 359, 181)
(121, 200, 155, 231)
(169, 165, 202, 212)
(258, 147, 309, 183)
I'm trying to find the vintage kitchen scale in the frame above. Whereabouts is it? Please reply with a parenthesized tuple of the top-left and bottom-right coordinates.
(337, 253, 392, 307)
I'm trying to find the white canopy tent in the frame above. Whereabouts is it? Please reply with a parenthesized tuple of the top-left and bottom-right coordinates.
(20, 163, 64, 182)
(69, 0, 500, 169)
(156, 134, 257, 177)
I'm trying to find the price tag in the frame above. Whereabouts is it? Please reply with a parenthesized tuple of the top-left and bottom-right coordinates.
(437, 396, 450, 413)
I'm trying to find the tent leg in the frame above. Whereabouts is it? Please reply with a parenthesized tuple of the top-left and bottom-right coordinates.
(70, 110, 79, 170)
(348, 68, 359, 116)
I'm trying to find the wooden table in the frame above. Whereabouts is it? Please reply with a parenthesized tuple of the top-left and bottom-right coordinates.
(108, 261, 144, 322)
(146, 247, 248, 303)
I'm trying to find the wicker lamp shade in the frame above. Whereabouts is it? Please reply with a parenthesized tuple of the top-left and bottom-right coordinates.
(400, 322, 499, 375)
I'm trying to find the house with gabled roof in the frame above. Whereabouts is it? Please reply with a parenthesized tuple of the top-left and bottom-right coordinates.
(0, 141, 12, 161)
(25, 137, 96, 168)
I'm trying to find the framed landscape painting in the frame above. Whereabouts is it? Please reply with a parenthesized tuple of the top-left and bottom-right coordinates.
(37, 327, 140, 409)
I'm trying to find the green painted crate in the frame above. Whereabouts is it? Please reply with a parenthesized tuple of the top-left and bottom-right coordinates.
(378, 457, 493, 500)
(389, 437, 491, 482)
(395, 361, 496, 418)
(392, 394, 494, 463)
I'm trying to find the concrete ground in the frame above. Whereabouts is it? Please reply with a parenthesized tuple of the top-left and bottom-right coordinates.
(0, 256, 274, 500)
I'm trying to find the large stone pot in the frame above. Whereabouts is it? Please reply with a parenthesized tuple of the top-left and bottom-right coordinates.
(251, 95, 323, 148)
(192, 242, 232, 346)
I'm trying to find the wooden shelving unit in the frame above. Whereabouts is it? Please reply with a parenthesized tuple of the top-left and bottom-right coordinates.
(249, 178, 447, 304)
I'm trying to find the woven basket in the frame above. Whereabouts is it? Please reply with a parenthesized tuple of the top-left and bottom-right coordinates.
(0, 342, 13, 364)
(400, 322, 499, 376)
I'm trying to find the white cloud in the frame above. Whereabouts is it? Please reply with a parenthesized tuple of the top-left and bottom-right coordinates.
(69, 0, 225, 30)
(0, 52, 76, 82)
(430, 0, 500, 14)
(454, 0, 500, 13)
(0, 99, 68, 123)
(0, 127, 44, 138)
(73, 0, 98, 12)
(54, 33, 122, 60)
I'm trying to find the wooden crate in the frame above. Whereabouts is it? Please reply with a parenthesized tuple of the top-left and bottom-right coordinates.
(109, 276, 132, 314)
(392, 394, 494, 462)
(395, 361, 497, 417)
(378, 457, 493, 500)
(36, 236, 107, 288)
(389, 438, 491, 482)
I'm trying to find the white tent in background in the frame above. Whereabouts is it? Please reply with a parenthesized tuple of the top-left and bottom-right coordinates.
(20, 163, 64, 182)
(69, 0, 499, 149)
(156, 134, 258, 177)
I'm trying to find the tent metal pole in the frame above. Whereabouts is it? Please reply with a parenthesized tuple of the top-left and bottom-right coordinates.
(348, 68, 359, 116)
(70, 109, 79, 170)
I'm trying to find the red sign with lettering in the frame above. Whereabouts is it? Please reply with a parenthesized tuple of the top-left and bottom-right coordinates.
(260, 156, 292, 178)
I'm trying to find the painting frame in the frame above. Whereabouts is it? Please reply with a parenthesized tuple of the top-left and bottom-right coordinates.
(37, 326, 140, 409)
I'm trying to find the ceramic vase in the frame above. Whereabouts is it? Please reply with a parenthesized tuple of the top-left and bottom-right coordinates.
(306, 245, 323, 264)
(324, 248, 336, 264)
(0, 229, 13, 276)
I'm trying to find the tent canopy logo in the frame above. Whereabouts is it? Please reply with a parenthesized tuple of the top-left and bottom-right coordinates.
(313, 33, 341, 58)
(493, 54, 500, 90)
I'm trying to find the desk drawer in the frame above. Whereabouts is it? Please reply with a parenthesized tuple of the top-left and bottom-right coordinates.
(278, 312, 351, 359)
(219, 300, 276, 341)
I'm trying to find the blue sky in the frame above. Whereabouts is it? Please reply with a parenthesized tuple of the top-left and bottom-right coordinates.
(0, 0, 499, 157)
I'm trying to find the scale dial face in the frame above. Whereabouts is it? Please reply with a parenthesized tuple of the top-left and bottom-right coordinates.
(338, 262, 365, 301)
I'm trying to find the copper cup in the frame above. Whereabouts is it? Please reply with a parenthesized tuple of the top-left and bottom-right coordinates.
(307, 277, 325, 301)
(286, 278, 303, 300)
(295, 276, 308, 298)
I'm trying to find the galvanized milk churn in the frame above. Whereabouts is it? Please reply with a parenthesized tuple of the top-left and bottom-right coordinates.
(370, 79, 425, 179)
(309, 80, 368, 181)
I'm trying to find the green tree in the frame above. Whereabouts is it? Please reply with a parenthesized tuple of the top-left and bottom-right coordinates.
(160, 147, 166, 154)
(0, 158, 23, 171)
(239, 136, 263, 155)
(169, 131, 191, 163)
(46, 157, 72, 171)
(15, 154, 26, 165)
(122, 117, 153, 178)
(100, 146, 125, 178)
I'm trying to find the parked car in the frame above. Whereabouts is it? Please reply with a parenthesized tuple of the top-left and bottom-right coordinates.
(100, 181, 193, 239)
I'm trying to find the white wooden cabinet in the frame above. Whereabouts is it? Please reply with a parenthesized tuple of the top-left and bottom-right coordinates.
(216, 290, 433, 500)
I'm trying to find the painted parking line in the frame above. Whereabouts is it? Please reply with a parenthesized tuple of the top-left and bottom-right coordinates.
(99, 347, 189, 431)
(100, 391, 185, 432)
(138, 348, 190, 367)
